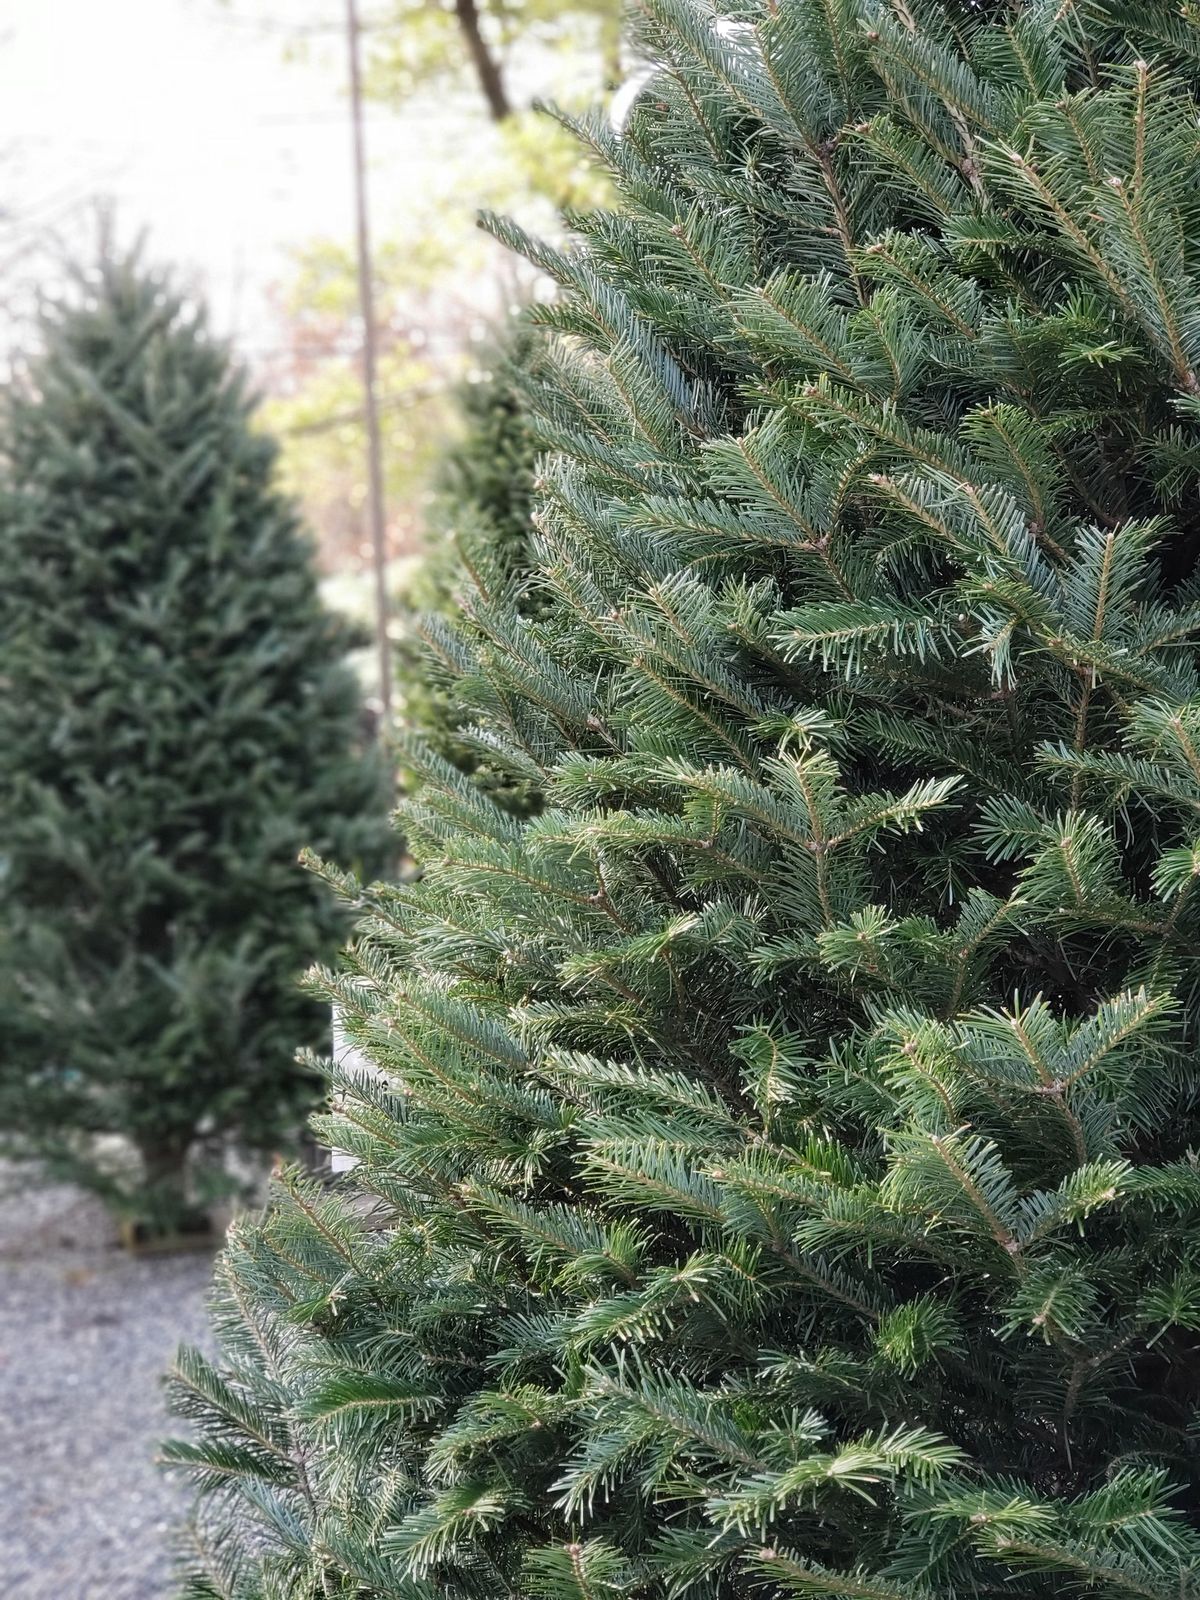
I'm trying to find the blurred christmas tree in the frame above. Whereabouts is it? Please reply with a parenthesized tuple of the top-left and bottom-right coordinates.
(0, 247, 389, 1227)
(428, 322, 539, 586)
(170, 0, 1200, 1593)
(396, 318, 544, 810)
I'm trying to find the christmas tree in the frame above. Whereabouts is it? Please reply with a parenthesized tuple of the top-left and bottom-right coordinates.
(428, 321, 539, 588)
(0, 248, 388, 1225)
(169, 1, 1200, 1593)
(395, 318, 544, 809)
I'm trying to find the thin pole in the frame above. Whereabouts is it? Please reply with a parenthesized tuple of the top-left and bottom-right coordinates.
(344, 0, 392, 726)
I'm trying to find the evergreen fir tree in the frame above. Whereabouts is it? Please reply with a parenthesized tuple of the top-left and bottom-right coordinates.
(170, 1, 1200, 1593)
(0, 248, 388, 1224)
(429, 322, 539, 588)
(396, 319, 544, 810)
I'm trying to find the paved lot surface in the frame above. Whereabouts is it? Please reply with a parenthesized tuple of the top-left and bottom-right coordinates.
(0, 1173, 215, 1599)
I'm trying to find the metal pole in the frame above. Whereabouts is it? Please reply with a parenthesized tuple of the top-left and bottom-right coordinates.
(344, 0, 392, 726)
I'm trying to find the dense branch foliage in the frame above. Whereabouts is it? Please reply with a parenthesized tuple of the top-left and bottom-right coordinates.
(172, 2, 1200, 1594)
(0, 254, 388, 1220)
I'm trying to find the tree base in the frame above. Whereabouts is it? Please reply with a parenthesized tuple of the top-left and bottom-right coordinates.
(119, 1211, 216, 1256)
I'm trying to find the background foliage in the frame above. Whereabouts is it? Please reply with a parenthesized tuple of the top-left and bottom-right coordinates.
(394, 316, 543, 807)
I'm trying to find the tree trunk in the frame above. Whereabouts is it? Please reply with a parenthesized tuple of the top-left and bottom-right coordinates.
(135, 1132, 193, 1228)
(453, 0, 512, 122)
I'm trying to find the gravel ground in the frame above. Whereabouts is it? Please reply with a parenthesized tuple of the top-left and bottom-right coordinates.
(0, 1172, 216, 1599)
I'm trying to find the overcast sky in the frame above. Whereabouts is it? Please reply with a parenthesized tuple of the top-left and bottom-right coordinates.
(0, 0, 451, 352)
